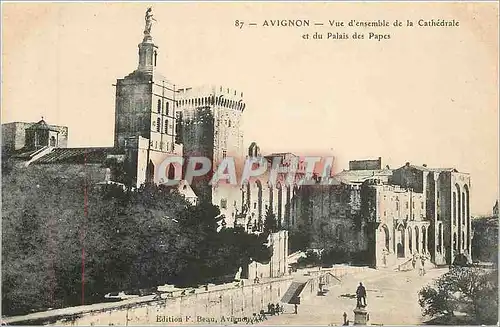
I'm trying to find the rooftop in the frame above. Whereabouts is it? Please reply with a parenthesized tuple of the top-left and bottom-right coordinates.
(333, 169, 393, 184)
(32, 147, 116, 164)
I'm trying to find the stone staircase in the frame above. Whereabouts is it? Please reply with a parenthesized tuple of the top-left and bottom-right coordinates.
(395, 258, 414, 271)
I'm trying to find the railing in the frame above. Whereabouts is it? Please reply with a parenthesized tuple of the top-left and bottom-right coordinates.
(396, 258, 414, 271)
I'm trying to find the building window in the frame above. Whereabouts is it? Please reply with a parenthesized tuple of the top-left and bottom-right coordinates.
(222, 150, 227, 159)
(157, 99, 161, 113)
(220, 198, 227, 209)
(421, 202, 424, 209)
(165, 120, 168, 134)
(166, 102, 169, 116)
(156, 118, 161, 132)
(50, 136, 56, 147)
(412, 202, 415, 209)
(406, 202, 409, 209)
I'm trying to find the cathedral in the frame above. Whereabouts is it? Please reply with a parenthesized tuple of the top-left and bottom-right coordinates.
(2, 9, 473, 269)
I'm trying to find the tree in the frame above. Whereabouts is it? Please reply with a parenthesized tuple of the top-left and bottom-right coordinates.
(169, 204, 271, 287)
(263, 207, 278, 235)
(418, 267, 498, 324)
(2, 164, 272, 315)
(2, 167, 191, 315)
(289, 223, 313, 253)
(297, 250, 321, 268)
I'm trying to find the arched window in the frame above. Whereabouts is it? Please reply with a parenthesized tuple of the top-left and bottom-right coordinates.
(167, 163, 175, 180)
(438, 224, 442, 253)
(157, 99, 161, 113)
(165, 120, 168, 134)
(453, 192, 457, 226)
(408, 227, 413, 254)
(50, 136, 56, 147)
(156, 118, 161, 132)
(462, 192, 466, 225)
(166, 102, 169, 116)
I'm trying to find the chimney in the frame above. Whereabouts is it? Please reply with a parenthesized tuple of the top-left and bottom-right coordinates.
(423, 164, 427, 167)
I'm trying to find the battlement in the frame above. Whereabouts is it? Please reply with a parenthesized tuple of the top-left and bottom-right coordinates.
(177, 85, 244, 98)
(176, 85, 246, 112)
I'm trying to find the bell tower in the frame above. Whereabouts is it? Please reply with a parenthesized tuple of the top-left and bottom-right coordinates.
(137, 7, 158, 74)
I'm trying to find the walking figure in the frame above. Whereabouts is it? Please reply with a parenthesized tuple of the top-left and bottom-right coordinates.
(356, 282, 367, 308)
(420, 255, 426, 276)
(275, 303, 281, 315)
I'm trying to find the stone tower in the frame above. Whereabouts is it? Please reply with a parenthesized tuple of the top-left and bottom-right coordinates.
(113, 9, 181, 187)
(175, 86, 246, 204)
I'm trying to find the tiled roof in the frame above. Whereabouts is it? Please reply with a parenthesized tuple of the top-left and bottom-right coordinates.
(26, 119, 60, 132)
(32, 147, 116, 164)
(12, 147, 44, 159)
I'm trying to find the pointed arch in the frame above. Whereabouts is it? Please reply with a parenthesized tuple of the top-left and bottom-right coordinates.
(396, 224, 405, 258)
(421, 226, 427, 254)
(276, 182, 283, 224)
(438, 223, 443, 253)
(408, 226, 413, 254)
(380, 224, 390, 251)
(255, 179, 263, 219)
(415, 226, 420, 253)
(464, 184, 470, 251)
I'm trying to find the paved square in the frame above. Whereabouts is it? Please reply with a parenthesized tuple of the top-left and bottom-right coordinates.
(259, 267, 448, 325)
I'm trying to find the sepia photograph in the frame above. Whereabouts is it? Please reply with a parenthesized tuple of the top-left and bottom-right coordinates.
(1, 1, 499, 326)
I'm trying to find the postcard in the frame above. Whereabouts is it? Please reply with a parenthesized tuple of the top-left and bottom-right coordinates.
(1, 2, 498, 326)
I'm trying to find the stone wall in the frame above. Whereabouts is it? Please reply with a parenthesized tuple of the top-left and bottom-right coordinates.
(2, 122, 68, 152)
(6, 277, 293, 326)
(248, 230, 289, 280)
(349, 158, 382, 171)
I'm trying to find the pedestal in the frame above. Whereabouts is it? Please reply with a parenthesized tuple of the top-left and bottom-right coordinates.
(353, 307, 369, 325)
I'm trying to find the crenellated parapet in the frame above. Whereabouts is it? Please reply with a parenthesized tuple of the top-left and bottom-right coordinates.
(176, 85, 246, 112)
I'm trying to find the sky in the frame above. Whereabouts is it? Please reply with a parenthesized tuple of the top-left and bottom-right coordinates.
(2, 2, 498, 215)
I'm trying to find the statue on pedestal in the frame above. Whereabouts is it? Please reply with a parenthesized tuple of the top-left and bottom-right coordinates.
(144, 7, 157, 35)
(356, 282, 367, 308)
